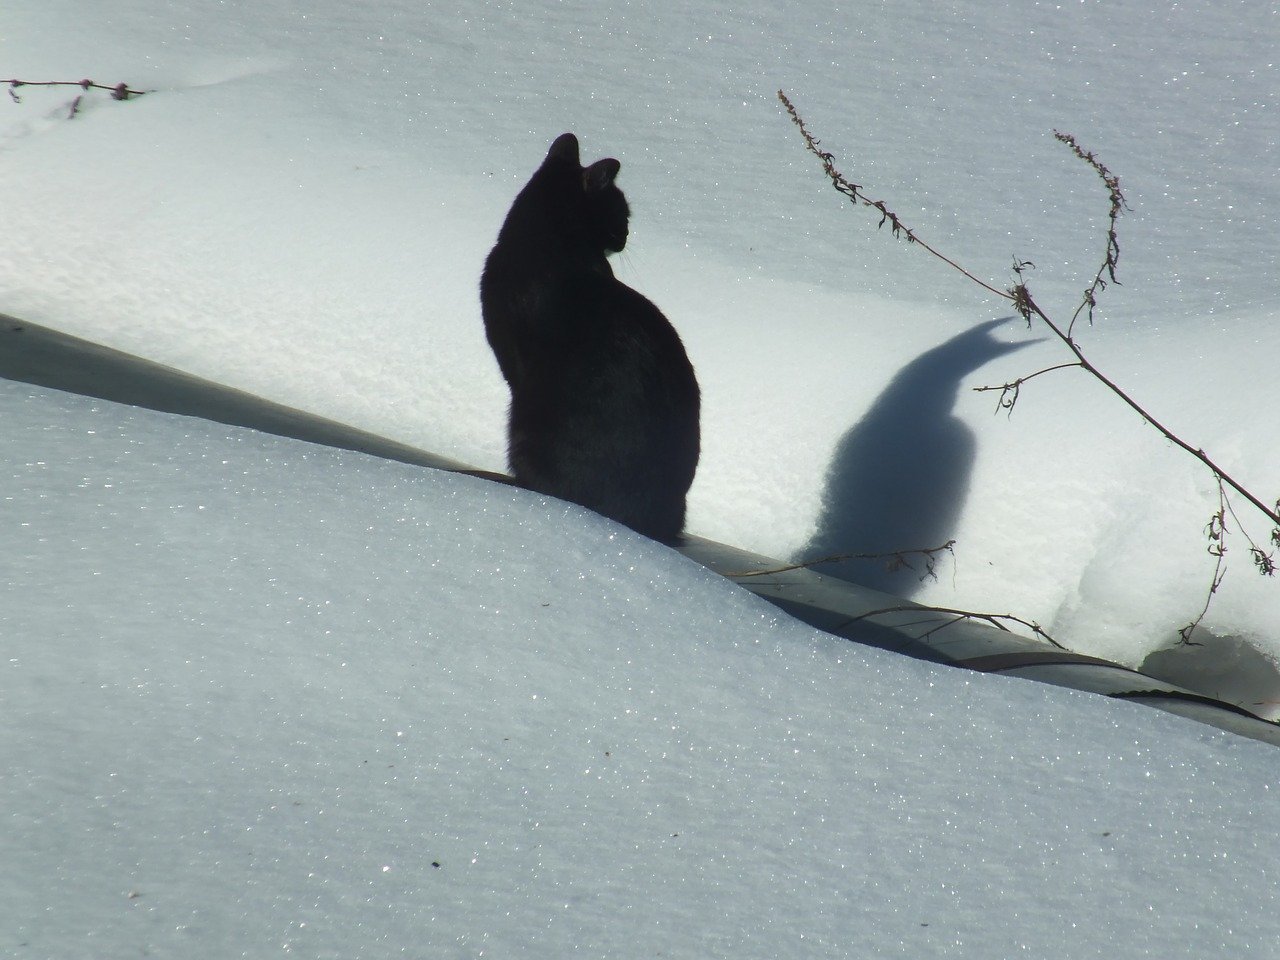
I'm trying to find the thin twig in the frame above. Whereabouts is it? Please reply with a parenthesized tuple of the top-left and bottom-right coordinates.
(726, 540, 955, 579)
(1223, 483, 1277, 577)
(5, 78, 146, 106)
(842, 604, 1065, 649)
(778, 91, 1012, 301)
(1054, 131, 1126, 339)
(1016, 286, 1280, 528)
(1178, 481, 1230, 644)
(974, 362, 1083, 415)
(778, 89, 1280, 534)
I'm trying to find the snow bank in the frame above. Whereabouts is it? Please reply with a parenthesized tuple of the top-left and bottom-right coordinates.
(4, 380, 1279, 958)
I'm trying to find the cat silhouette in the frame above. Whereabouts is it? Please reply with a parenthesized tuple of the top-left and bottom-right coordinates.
(480, 133, 700, 543)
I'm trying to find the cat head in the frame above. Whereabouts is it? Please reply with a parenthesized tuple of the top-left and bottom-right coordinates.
(538, 133, 630, 255)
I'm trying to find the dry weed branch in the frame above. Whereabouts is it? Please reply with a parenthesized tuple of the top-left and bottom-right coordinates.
(728, 539, 955, 580)
(5, 78, 146, 118)
(1054, 130, 1126, 338)
(843, 605, 1065, 649)
(778, 91, 1009, 301)
(1178, 481, 1231, 644)
(777, 90, 1280, 540)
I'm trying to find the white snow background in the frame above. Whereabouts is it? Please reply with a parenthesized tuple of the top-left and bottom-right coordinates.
(2, 1, 1280, 957)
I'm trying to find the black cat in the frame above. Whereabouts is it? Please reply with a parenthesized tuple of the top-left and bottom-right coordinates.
(480, 133, 700, 543)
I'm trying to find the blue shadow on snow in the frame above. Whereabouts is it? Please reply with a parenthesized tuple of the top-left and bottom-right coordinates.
(798, 317, 1033, 596)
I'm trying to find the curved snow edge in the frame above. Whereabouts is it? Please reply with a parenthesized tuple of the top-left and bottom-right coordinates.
(4, 314, 1277, 747)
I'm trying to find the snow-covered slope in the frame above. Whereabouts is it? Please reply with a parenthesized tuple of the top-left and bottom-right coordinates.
(2, 1, 1276, 677)
(3, 2, 1280, 955)
(5, 379, 1279, 959)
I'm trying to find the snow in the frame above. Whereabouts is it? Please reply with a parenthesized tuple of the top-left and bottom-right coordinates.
(6, 380, 1280, 958)
(2, 1, 1280, 956)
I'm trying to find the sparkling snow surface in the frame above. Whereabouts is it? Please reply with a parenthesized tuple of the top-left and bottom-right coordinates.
(2, 1, 1280, 956)
(1, 0, 1277, 673)
(4, 381, 1280, 958)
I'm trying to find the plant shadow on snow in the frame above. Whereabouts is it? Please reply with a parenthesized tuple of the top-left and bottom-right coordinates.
(799, 317, 1032, 596)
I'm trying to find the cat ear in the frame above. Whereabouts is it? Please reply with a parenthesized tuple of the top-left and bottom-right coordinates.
(583, 158, 620, 192)
(546, 133, 580, 165)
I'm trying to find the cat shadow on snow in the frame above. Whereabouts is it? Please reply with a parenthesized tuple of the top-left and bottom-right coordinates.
(799, 317, 1033, 596)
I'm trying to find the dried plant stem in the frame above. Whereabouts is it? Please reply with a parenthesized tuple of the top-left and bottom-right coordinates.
(778, 89, 1280, 535)
(727, 539, 955, 579)
(1017, 286, 1280, 528)
(1179, 481, 1231, 644)
(1054, 130, 1125, 338)
(974, 361, 1083, 415)
(777, 92, 1009, 300)
(842, 605, 1065, 649)
(5, 78, 146, 108)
